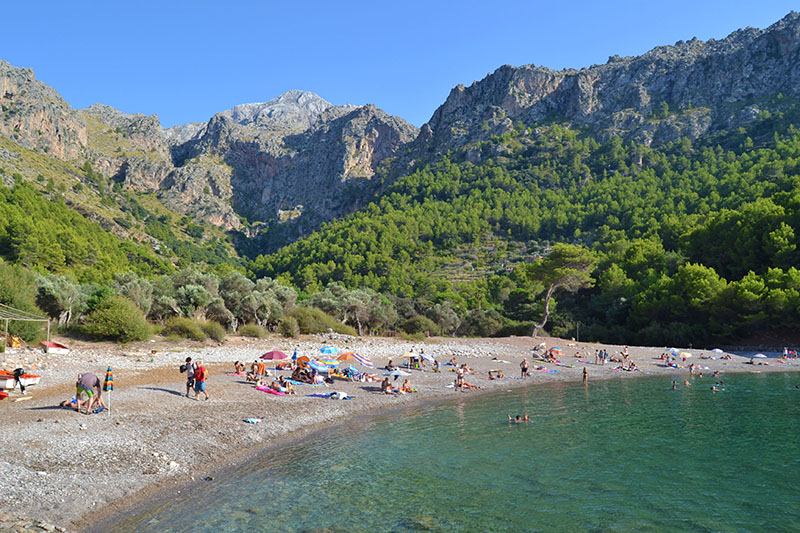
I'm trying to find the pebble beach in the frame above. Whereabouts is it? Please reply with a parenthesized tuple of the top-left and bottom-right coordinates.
(1, 333, 797, 532)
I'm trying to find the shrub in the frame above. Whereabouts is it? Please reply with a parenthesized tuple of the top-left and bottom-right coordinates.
(399, 315, 441, 337)
(162, 317, 206, 341)
(201, 321, 226, 342)
(278, 316, 299, 338)
(237, 324, 266, 338)
(0, 260, 45, 342)
(290, 307, 357, 336)
(80, 295, 152, 343)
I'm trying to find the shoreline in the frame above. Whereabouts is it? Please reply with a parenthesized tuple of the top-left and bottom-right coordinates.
(0, 334, 797, 532)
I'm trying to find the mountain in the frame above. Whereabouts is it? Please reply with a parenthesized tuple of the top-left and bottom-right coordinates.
(412, 12, 800, 156)
(0, 59, 86, 160)
(167, 91, 418, 243)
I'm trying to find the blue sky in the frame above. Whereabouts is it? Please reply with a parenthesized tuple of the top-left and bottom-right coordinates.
(2, 1, 796, 127)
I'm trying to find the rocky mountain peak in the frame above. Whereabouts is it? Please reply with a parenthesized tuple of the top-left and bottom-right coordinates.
(0, 59, 87, 159)
(219, 90, 335, 131)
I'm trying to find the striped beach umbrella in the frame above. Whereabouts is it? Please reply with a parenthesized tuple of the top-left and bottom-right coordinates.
(103, 367, 113, 391)
(319, 358, 341, 367)
(103, 367, 113, 416)
(338, 352, 374, 368)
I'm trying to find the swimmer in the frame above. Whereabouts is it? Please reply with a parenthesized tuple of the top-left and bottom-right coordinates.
(672, 380, 677, 390)
(711, 385, 718, 392)
(684, 380, 691, 386)
(507, 415, 522, 423)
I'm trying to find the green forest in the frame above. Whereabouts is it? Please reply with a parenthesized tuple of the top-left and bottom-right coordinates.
(3, 97, 800, 346)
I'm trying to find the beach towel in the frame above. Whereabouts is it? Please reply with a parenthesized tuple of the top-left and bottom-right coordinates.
(226, 373, 247, 377)
(285, 378, 321, 386)
(256, 386, 286, 395)
(244, 418, 262, 424)
(555, 362, 574, 368)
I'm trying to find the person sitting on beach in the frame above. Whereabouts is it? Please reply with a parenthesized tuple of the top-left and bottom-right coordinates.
(433, 360, 441, 373)
(496, 370, 505, 379)
(278, 376, 294, 395)
(400, 378, 414, 393)
(234, 361, 245, 374)
(448, 357, 457, 366)
(381, 377, 398, 395)
(488, 371, 495, 380)
(628, 361, 637, 372)
(386, 359, 396, 371)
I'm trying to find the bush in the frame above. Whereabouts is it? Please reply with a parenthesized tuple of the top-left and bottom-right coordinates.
(80, 295, 152, 343)
(290, 307, 357, 336)
(399, 315, 441, 337)
(0, 261, 45, 342)
(201, 321, 226, 342)
(162, 317, 206, 341)
(237, 324, 266, 338)
(278, 316, 299, 338)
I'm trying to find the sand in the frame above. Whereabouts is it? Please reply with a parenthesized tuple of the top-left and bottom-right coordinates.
(0, 333, 797, 532)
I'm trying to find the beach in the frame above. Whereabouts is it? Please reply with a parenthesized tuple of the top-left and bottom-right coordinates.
(0, 334, 797, 532)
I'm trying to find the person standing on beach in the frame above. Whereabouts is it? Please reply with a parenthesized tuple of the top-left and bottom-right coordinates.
(194, 360, 209, 400)
(520, 358, 530, 378)
(184, 357, 196, 398)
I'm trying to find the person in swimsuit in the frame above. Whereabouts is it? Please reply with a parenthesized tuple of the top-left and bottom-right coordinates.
(520, 358, 530, 378)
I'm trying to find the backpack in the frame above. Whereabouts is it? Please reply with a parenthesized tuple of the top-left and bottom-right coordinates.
(179, 364, 187, 373)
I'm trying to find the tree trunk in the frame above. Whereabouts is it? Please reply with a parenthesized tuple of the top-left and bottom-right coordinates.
(531, 284, 557, 337)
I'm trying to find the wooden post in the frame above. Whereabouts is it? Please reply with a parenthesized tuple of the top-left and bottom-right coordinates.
(47, 319, 50, 342)
(3, 318, 7, 354)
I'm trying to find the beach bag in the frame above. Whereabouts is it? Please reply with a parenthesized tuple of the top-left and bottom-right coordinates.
(180, 364, 187, 373)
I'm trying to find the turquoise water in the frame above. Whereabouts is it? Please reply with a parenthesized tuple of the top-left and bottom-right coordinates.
(107, 373, 800, 532)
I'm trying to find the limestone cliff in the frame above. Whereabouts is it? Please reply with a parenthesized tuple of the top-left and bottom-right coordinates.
(0, 59, 87, 160)
(416, 12, 800, 153)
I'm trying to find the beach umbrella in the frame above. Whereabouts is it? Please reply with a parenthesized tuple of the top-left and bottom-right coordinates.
(712, 348, 724, 354)
(103, 367, 113, 416)
(297, 355, 310, 369)
(420, 352, 435, 363)
(679, 352, 692, 358)
(668, 348, 680, 355)
(320, 346, 339, 355)
(291, 348, 298, 361)
(307, 360, 332, 373)
(338, 352, 375, 368)
(549, 347, 563, 354)
(261, 350, 289, 360)
(753, 353, 768, 358)
(400, 351, 417, 358)
(319, 358, 340, 367)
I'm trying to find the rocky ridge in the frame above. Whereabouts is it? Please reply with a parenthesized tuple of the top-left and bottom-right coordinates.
(415, 12, 800, 153)
(0, 59, 87, 160)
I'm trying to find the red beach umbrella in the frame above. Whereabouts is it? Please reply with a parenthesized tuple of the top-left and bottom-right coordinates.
(261, 350, 289, 360)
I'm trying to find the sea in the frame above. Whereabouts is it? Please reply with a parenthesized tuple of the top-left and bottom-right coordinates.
(100, 371, 800, 532)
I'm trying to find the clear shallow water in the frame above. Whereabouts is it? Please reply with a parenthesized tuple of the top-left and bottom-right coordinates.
(108, 373, 800, 532)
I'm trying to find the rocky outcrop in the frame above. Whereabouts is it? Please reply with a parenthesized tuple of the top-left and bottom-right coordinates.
(81, 104, 174, 190)
(0, 59, 87, 160)
(416, 12, 800, 152)
(170, 92, 418, 235)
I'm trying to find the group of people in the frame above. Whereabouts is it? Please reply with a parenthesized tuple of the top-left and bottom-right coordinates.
(381, 377, 416, 395)
(63, 372, 109, 414)
(182, 357, 209, 400)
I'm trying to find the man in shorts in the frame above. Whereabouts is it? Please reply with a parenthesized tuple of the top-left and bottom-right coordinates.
(76, 372, 102, 414)
(194, 360, 209, 400)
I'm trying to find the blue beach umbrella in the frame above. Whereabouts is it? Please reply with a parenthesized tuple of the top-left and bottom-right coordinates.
(320, 346, 339, 355)
(308, 360, 332, 373)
